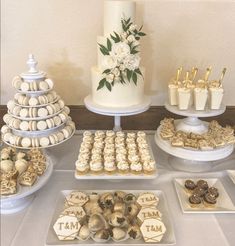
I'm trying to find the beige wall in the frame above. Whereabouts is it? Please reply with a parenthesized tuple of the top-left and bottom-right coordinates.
(1, 0, 235, 105)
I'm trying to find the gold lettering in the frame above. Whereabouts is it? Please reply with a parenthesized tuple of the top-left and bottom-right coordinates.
(151, 225, 162, 232)
(65, 222, 70, 229)
(146, 225, 151, 232)
(70, 222, 79, 230)
(58, 222, 64, 230)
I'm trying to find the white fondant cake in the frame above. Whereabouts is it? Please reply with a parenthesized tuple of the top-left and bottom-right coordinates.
(91, 0, 146, 108)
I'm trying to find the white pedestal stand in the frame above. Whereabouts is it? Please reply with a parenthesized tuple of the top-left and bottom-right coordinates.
(155, 103, 234, 172)
(84, 95, 151, 131)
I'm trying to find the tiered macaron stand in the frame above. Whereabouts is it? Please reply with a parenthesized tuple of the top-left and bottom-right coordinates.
(84, 95, 151, 131)
(155, 102, 234, 172)
(0, 55, 75, 214)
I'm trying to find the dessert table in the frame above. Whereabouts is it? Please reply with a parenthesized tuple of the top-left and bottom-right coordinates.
(1, 131, 235, 246)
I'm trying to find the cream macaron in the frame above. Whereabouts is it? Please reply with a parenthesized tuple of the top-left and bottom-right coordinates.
(20, 121, 29, 131)
(12, 106, 21, 116)
(39, 81, 49, 91)
(38, 108, 48, 117)
(20, 82, 30, 92)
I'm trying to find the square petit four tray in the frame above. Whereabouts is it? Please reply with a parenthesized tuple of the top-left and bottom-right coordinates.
(174, 178, 235, 213)
(75, 132, 157, 180)
(46, 190, 176, 245)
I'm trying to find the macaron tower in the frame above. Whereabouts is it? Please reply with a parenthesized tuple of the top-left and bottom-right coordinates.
(1, 54, 75, 148)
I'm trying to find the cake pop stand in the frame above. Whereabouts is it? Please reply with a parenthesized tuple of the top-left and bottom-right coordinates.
(155, 103, 234, 172)
(84, 95, 151, 131)
(0, 155, 53, 214)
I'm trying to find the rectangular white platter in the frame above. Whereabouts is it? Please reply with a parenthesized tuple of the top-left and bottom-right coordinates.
(174, 178, 235, 214)
(46, 190, 176, 245)
(74, 140, 157, 180)
(227, 170, 235, 184)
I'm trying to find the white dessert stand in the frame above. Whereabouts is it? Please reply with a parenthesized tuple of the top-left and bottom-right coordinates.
(155, 104, 234, 172)
(0, 158, 53, 214)
(84, 95, 151, 131)
(165, 102, 226, 134)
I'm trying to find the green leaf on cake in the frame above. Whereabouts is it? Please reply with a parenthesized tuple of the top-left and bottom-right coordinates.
(138, 32, 146, 36)
(132, 72, 137, 85)
(120, 72, 125, 84)
(126, 69, 132, 82)
(98, 44, 110, 55)
(97, 78, 106, 90)
(110, 32, 121, 43)
(107, 38, 112, 51)
(139, 25, 143, 31)
(102, 69, 111, 74)
(105, 81, 112, 91)
(135, 68, 143, 77)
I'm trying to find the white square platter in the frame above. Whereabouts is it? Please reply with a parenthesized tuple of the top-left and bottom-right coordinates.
(46, 190, 176, 245)
(174, 178, 235, 213)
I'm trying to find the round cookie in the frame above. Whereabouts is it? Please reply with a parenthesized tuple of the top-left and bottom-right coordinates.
(3, 114, 12, 124)
(39, 81, 49, 91)
(21, 137, 31, 148)
(20, 108, 29, 118)
(59, 113, 67, 123)
(3, 132, 13, 142)
(53, 116, 62, 126)
(1, 125, 10, 134)
(20, 121, 29, 131)
(12, 76, 22, 89)
(33, 81, 38, 91)
(64, 106, 70, 115)
(38, 108, 48, 117)
(40, 137, 50, 147)
(12, 119, 21, 129)
(20, 82, 30, 92)
(62, 128, 70, 139)
(29, 97, 39, 106)
(46, 118, 54, 129)
(58, 99, 65, 109)
(37, 120, 47, 131)
(46, 105, 54, 115)
(45, 78, 54, 89)
(49, 135, 56, 145)
(12, 106, 21, 116)
(7, 100, 15, 111)
(57, 132, 65, 142)
(23, 96, 29, 106)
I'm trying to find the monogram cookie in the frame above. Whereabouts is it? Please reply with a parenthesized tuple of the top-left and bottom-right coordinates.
(137, 192, 159, 208)
(53, 215, 81, 240)
(140, 218, 166, 243)
(137, 207, 162, 223)
(65, 191, 89, 207)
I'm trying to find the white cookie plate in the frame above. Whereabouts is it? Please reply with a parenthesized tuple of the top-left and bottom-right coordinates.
(16, 88, 52, 96)
(75, 140, 157, 180)
(46, 190, 176, 245)
(8, 107, 64, 121)
(2, 128, 75, 150)
(9, 121, 66, 137)
(14, 96, 60, 108)
(0, 153, 54, 214)
(174, 178, 235, 213)
(227, 170, 235, 184)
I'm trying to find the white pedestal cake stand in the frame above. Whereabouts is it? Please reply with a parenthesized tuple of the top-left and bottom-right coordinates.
(155, 103, 234, 172)
(0, 157, 53, 214)
(84, 95, 151, 131)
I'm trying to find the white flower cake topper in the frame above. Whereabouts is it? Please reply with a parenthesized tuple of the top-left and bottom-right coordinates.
(97, 17, 146, 91)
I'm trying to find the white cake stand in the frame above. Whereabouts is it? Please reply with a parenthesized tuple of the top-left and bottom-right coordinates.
(165, 102, 226, 134)
(0, 157, 53, 214)
(155, 104, 234, 172)
(84, 95, 151, 131)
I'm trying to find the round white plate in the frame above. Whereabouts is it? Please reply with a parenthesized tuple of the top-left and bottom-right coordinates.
(0, 155, 54, 214)
(8, 107, 64, 121)
(165, 102, 226, 118)
(9, 121, 66, 137)
(2, 128, 75, 150)
(14, 96, 60, 108)
(155, 127, 234, 162)
(16, 88, 52, 96)
(84, 95, 151, 116)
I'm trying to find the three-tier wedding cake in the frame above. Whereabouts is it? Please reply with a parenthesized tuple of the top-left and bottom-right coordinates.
(91, 0, 146, 108)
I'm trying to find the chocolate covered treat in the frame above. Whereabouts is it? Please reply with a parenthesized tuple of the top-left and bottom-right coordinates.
(189, 194, 202, 208)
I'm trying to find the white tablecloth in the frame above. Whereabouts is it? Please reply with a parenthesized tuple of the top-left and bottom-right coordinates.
(1, 131, 235, 246)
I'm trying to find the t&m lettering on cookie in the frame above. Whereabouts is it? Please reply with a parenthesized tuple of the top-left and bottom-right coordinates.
(140, 218, 166, 243)
(53, 215, 81, 241)
(146, 225, 162, 233)
(137, 192, 159, 208)
(137, 207, 162, 223)
(66, 191, 89, 206)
